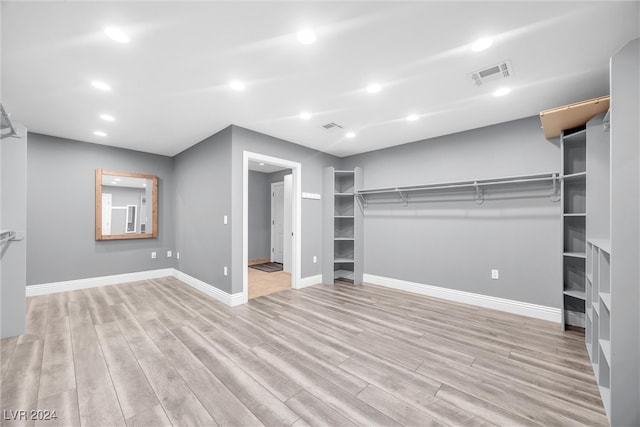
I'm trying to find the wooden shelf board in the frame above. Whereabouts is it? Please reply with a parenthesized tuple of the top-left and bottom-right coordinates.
(586, 273, 593, 283)
(335, 193, 354, 196)
(563, 289, 586, 300)
(334, 258, 354, 263)
(599, 292, 611, 311)
(586, 307, 592, 321)
(593, 301, 600, 316)
(540, 96, 610, 139)
(334, 269, 354, 279)
(563, 252, 586, 259)
(563, 213, 586, 217)
(334, 237, 354, 241)
(334, 215, 354, 219)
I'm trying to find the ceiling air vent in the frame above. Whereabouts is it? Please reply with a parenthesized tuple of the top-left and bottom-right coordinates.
(471, 60, 513, 86)
(322, 122, 343, 130)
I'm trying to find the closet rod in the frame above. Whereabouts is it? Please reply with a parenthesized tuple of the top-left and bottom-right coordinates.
(0, 103, 20, 139)
(357, 172, 559, 195)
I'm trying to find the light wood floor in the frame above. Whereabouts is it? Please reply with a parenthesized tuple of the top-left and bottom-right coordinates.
(248, 267, 291, 300)
(0, 277, 607, 426)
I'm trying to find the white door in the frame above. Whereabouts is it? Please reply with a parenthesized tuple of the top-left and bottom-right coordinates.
(271, 182, 284, 263)
(283, 174, 293, 273)
(101, 193, 112, 235)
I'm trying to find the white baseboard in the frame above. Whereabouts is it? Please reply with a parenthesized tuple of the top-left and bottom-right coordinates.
(363, 274, 561, 323)
(26, 269, 174, 297)
(26, 268, 243, 307)
(297, 274, 322, 289)
(171, 269, 244, 307)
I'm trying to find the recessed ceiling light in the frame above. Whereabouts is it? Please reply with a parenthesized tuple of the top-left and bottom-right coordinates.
(100, 113, 115, 121)
(493, 87, 511, 97)
(471, 37, 493, 52)
(104, 27, 130, 44)
(259, 162, 265, 166)
(91, 81, 111, 91)
(94, 130, 107, 137)
(114, 178, 121, 181)
(229, 80, 245, 91)
(366, 83, 382, 94)
(407, 114, 419, 122)
(297, 29, 317, 45)
(299, 111, 311, 120)
(345, 132, 356, 138)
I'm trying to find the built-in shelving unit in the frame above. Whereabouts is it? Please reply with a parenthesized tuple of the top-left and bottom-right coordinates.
(561, 126, 586, 329)
(322, 167, 363, 285)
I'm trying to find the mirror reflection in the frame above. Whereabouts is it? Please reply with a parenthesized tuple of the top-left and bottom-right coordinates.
(96, 170, 158, 240)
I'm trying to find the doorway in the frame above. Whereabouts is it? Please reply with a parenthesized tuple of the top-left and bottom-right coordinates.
(243, 151, 301, 303)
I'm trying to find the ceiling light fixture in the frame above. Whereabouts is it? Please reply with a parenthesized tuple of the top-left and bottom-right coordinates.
(259, 162, 265, 166)
(100, 113, 115, 121)
(345, 132, 356, 138)
(104, 27, 130, 44)
(407, 114, 419, 122)
(366, 83, 382, 94)
(91, 81, 111, 91)
(93, 130, 107, 137)
(297, 29, 317, 45)
(299, 111, 311, 120)
(493, 87, 511, 96)
(229, 80, 245, 91)
(471, 37, 493, 52)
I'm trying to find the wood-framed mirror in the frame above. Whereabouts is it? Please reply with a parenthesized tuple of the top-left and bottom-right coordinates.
(95, 169, 158, 240)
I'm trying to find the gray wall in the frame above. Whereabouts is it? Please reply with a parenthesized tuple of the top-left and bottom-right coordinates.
(26, 133, 176, 285)
(340, 116, 562, 307)
(230, 126, 340, 294)
(248, 169, 293, 261)
(248, 171, 271, 260)
(174, 127, 233, 293)
(1, 126, 27, 338)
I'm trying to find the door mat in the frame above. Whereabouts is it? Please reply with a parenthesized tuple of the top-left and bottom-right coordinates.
(249, 262, 283, 273)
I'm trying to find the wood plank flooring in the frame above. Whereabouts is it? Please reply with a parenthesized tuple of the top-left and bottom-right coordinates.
(248, 268, 291, 300)
(0, 277, 607, 426)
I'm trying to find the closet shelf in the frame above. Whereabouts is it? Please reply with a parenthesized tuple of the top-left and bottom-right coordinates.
(563, 252, 586, 259)
(562, 171, 586, 180)
(1, 103, 21, 139)
(563, 289, 586, 300)
(356, 172, 560, 206)
(588, 238, 611, 254)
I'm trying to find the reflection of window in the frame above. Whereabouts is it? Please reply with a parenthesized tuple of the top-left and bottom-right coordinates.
(125, 205, 137, 233)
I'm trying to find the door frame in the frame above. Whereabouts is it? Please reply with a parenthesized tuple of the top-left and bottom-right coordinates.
(270, 181, 284, 263)
(242, 151, 302, 304)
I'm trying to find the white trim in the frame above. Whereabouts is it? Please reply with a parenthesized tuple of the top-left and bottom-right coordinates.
(172, 269, 244, 306)
(297, 274, 322, 289)
(26, 269, 174, 296)
(243, 151, 302, 305)
(26, 268, 244, 307)
(363, 274, 561, 323)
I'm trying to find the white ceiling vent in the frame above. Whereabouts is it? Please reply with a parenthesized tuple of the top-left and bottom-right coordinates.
(322, 122, 343, 130)
(471, 60, 513, 86)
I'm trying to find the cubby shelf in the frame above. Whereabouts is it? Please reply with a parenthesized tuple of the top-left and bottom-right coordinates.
(561, 125, 587, 330)
(322, 167, 363, 285)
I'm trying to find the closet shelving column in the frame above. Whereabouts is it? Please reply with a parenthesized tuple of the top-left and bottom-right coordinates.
(561, 126, 587, 329)
(322, 167, 363, 285)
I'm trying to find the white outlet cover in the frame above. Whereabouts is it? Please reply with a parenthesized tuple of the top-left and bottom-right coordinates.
(151, 252, 157, 259)
(491, 269, 499, 279)
(167, 250, 172, 257)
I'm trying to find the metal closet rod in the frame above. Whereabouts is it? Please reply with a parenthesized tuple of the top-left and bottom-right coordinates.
(356, 172, 560, 195)
(0, 103, 20, 139)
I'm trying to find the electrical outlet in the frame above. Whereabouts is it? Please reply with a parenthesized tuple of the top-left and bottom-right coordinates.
(224, 215, 228, 225)
(313, 255, 317, 264)
(223, 266, 228, 276)
(167, 250, 172, 258)
(176, 252, 180, 260)
(151, 252, 157, 259)
(491, 269, 499, 280)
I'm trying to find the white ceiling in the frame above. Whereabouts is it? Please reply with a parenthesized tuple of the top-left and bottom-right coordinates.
(2, 1, 638, 158)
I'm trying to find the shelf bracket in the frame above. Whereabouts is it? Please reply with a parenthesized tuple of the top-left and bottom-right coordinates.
(397, 189, 408, 207)
(474, 181, 484, 204)
(357, 193, 368, 208)
(551, 173, 561, 202)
